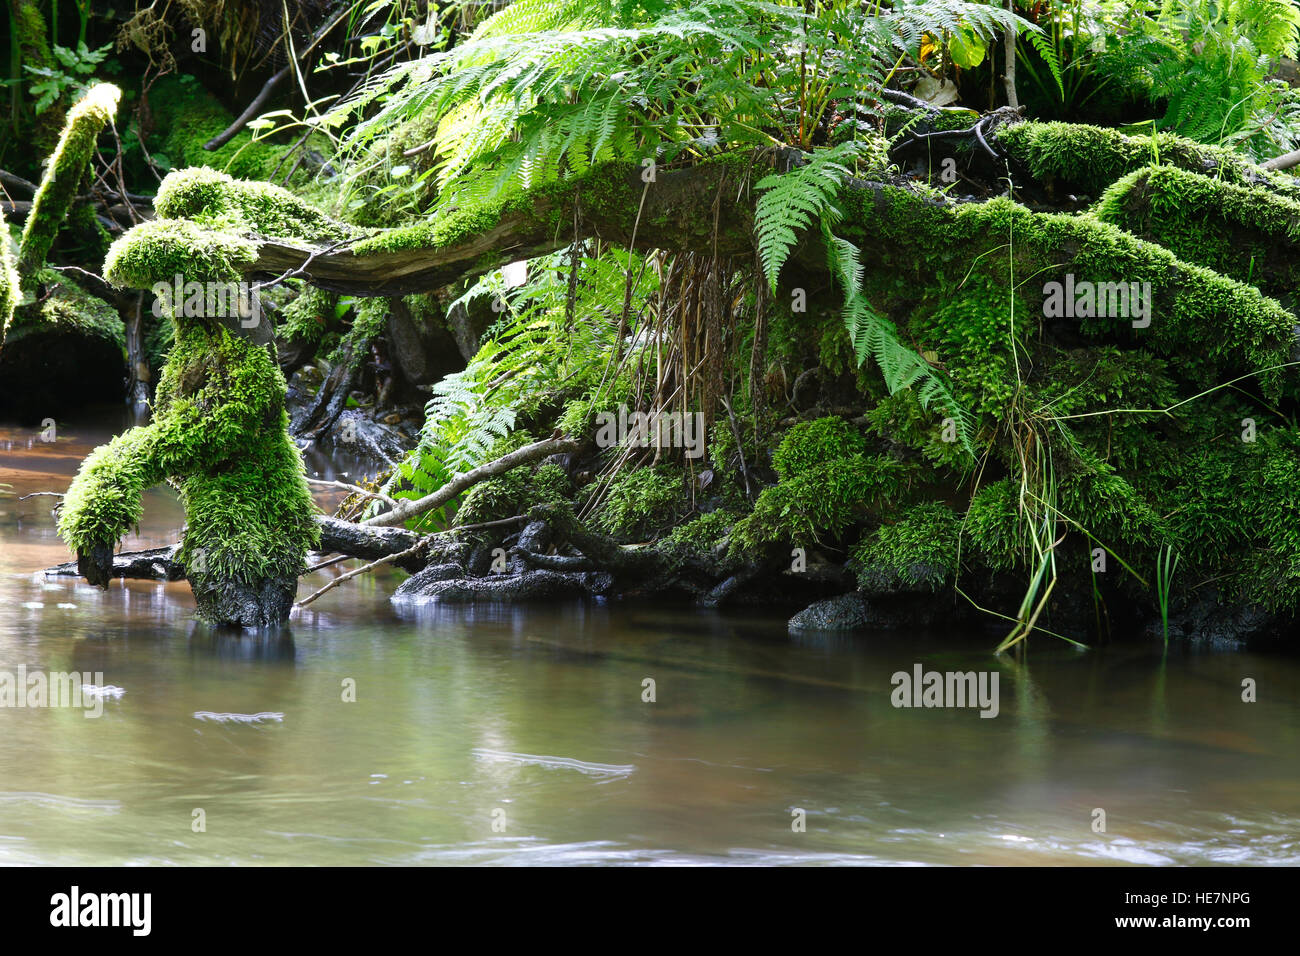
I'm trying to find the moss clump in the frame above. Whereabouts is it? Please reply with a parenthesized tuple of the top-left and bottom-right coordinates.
(1094, 165, 1300, 302)
(454, 461, 573, 527)
(103, 218, 259, 289)
(58, 307, 319, 626)
(662, 509, 740, 553)
(730, 417, 917, 554)
(771, 416, 866, 475)
(279, 285, 337, 348)
(593, 465, 684, 540)
(865, 391, 970, 470)
(17, 83, 121, 278)
(154, 166, 351, 241)
(850, 502, 962, 593)
(997, 120, 1300, 201)
(963, 479, 1023, 572)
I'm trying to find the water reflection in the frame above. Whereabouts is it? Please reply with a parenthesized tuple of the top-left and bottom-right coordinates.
(2, 413, 1299, 865)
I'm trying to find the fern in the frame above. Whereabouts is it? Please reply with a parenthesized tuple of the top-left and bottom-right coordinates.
(753, 143, 859, 290)
(825, 220, 976, 458)
(323, 0, 1033, 220)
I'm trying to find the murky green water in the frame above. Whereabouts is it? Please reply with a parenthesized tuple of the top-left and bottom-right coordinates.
(2, 412, 1299, 865)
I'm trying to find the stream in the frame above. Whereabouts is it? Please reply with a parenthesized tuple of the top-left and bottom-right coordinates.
(2, 411, 1298, 865)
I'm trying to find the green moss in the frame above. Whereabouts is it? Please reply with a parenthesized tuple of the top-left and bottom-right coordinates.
(454, 460, 573, 527)
(349, 161, 640, 258)
(1094, 165, 1300, 301)
(865, 391, 969, 470)
(279, 285, 336, 347)
(730, 451, 916, 554)
(3, 267, 124, 351)
(0, 212, 18, 338)
(145, 76, 312, 183)
(103, 218, 260, 290)
(593, 465, 684, 539)
(154, 166, 351, 241)
(850, 502, 962, 592)
(17, 84, 121, 278)
(58, 319, 319, 602)
(997, 120, 1300, 201)
(912, 275, 1030, 422)
(662, 508, 739, 552)
(839, 189, 1296, 399)
(963, 479, 1023, 572)
(771, 416, 866, 477)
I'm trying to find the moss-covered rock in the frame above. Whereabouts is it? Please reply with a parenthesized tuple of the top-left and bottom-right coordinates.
(0, 268, 126, 418)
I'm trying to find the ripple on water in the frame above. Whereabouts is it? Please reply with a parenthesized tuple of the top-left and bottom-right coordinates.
(193, 711, 285, 724)
(0, 792, 120, 813)
(471, 748, 635, 780)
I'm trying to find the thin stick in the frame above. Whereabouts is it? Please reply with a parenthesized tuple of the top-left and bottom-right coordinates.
(294, 538, 428, 610)
(305, 477, 398, 508)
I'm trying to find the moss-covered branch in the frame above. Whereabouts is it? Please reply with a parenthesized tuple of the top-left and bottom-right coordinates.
(17, 83, 120, 280)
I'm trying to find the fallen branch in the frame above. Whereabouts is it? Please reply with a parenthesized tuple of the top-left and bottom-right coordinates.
(203, 67, 290, 151)
(294, 536, 430, 610)
(306, 476, 398, 509)
(362, 435, 579, 527)
(1263, 147, 1300, 171)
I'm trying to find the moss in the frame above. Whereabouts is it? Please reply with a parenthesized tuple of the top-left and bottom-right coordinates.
(103, 218, 260, 289)
(963, 479, 1023, 572)
(593, 465, 684, 540)
(0, 212, 18, 338)
(154, 166, 351, 241)
(11, 0, 62, 150)
(997, 120, 1300, 201)
(349, 161, 642, 258)
(279, 285, 337, 347)
(145, 76, 313, 183)
(3, 267, 124, 350)
(771, 416, 866, 477)
(454, 461, 573, 527)
(58, 319, 319, 603)
(730, 452, 916, 555)
(911, 275, 1030, 422)
(1093, 165, 1300, 301)
(839, 188, 1296, 400)
(17, 83, 121, 278)
(662, 508, 739, 552)
(850, 502, 962, 592)
(865, 391, 969, 471)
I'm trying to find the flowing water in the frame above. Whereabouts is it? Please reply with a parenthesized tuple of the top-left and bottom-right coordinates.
(2, 411, 1299, 866)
